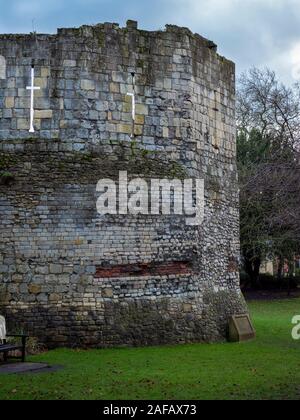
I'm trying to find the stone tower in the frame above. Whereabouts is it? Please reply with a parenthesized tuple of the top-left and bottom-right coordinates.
(0, 21, 247, 348)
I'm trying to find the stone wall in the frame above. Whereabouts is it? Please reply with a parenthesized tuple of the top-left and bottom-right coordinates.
(0, 21, 247, 348)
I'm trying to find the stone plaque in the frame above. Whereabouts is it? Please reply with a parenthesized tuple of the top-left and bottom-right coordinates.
(228, 314, 256, 342)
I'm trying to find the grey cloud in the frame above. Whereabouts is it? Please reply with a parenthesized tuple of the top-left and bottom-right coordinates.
(0, 0, 299, 83)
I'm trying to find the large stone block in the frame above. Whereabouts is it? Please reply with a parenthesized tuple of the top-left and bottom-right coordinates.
(81, 79, 96, 90)
(35, 110, 53, 119)
(5, 97, 14, 108)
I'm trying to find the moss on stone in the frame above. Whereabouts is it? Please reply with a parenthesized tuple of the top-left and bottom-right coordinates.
(0, 285, 11, 305)
(94, 28, 105, 47)
(0, 154, 17, 171)
(0, 148, 187, 185)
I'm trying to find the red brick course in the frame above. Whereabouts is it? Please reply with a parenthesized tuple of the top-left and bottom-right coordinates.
(95, 261, 193, 278)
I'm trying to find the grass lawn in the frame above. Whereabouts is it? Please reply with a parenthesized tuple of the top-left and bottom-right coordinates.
(1, 298, 300, 400)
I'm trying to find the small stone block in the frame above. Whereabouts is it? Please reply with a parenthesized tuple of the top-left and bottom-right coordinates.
(126, 20, 138, 30)
(228, 314, 256, 342)
(35, 110, 53, 119)
(5, 97, 14, 108)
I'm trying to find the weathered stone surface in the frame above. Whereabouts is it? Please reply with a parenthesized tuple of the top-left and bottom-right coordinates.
(81, 79, 96, 91)
(49, 264, 63, 274)
(28, 284, 42, 295)
(0, 55, 6, 79)
(0, 21, 247, 348)
(228, 314, 256, 342)
(5, 97, 14, 109)
(35, 110, 53, 119)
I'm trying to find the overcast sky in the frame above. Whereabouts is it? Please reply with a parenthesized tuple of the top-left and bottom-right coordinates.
(0, 0, 300, 84)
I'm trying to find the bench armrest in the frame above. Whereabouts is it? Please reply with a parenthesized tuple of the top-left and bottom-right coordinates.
(6, 334, 29, 338)
(1, 334, 27, 362)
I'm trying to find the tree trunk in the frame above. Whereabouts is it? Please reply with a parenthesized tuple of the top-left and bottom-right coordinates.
(277, 256, 284, 289)
(253, 257, 261, 289)
(244, 255, 261, 289)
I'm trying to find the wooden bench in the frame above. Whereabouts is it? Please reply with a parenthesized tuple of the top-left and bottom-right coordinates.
(0, 334, 28, 363)
(0, 316, 28, 363)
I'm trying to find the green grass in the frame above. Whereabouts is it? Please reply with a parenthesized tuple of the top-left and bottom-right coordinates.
(1, 298, 300, 400)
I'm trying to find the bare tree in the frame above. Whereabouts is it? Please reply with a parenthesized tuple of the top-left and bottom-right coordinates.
(237, 68, 300, 149)
(237, 68, 300, 288)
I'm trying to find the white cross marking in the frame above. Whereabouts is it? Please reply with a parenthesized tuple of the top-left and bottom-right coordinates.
(26, 66, 40, 133)
(126, 92, 135, 121)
